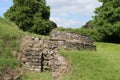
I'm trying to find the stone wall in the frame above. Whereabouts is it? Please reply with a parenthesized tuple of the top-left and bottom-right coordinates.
(18, 36, 71, 79)
(49, 40, 96, 50)
(19, 37, 55, 72)
(49, 30, 96, 50)
(50, 30, 94, 45)
(18, 30, 96, 78)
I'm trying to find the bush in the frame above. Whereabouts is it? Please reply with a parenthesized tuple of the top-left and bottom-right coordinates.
(29, 19, 53, 35)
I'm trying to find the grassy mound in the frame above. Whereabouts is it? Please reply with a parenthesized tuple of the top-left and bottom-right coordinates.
(0, 17, 24, 69)
(0, 17, 46, 69)
(0, 17, 49, 79)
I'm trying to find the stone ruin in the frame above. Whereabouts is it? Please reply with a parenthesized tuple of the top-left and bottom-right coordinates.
(18, 30, 96, 79)
(50, 30, 96, 49)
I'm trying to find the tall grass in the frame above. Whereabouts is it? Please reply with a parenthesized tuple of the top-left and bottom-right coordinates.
(0, 17, 24, 69)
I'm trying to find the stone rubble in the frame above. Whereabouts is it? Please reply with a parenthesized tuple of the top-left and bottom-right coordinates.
(0, 67, 22, 80)
(51, 54, 71, 80)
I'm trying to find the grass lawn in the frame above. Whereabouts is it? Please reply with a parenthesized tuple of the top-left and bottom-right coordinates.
(21, 71, 51, 80)
(60, 42, 120, 80)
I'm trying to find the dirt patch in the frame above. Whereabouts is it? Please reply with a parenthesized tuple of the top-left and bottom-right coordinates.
(0, 66, 22, 80)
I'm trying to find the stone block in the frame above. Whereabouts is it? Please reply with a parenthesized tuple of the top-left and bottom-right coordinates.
(34, 68, 40, 72)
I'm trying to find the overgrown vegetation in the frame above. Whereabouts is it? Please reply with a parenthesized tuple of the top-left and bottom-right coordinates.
(0, 17, 24, 69)
(4, 0, 55, 35)
(0, 17, 48, 69)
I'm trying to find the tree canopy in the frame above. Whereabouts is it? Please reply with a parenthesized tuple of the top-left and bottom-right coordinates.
(89, 0, 120, 43)
(4, 0, 55, 35)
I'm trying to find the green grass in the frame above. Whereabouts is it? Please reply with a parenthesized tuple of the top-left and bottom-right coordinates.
(21, 71, 51, 80)
(59, 42, 120, 80)
(0, 17, 24, 69)
(56, 27, 92, 36)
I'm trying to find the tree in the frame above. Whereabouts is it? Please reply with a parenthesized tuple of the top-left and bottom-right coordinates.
(90, 0, 120, 43)
(4, 0, 55, 35)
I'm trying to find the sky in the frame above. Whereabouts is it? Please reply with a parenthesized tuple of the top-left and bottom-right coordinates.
(0, 0, 101, 28)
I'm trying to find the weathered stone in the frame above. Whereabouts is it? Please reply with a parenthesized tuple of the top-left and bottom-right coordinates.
(50, 30, 94, 45)
(29, 68, 34, 71)
(0, 67, 22, 80)
(21, 57, 27, 62)
(26, 56, 32, 59)
(34, 69, 40, 72)
(51, 54, 71, 80)
(28, 43, 33, 48)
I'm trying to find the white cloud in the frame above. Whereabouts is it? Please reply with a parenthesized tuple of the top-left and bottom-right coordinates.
(46, 0, 102, 28)
(51, 17, 83, 28)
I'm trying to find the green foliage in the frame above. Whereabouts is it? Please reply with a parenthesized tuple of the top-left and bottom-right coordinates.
(0, 48, 19, 69)
(29, 18, 53, 35)
(56, 27, 90, 35)
(90, 0, 120, 43)
(4, 0, 54, 35)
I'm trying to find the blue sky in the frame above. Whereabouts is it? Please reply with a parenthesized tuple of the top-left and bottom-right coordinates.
(0, 0, 101, 28)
